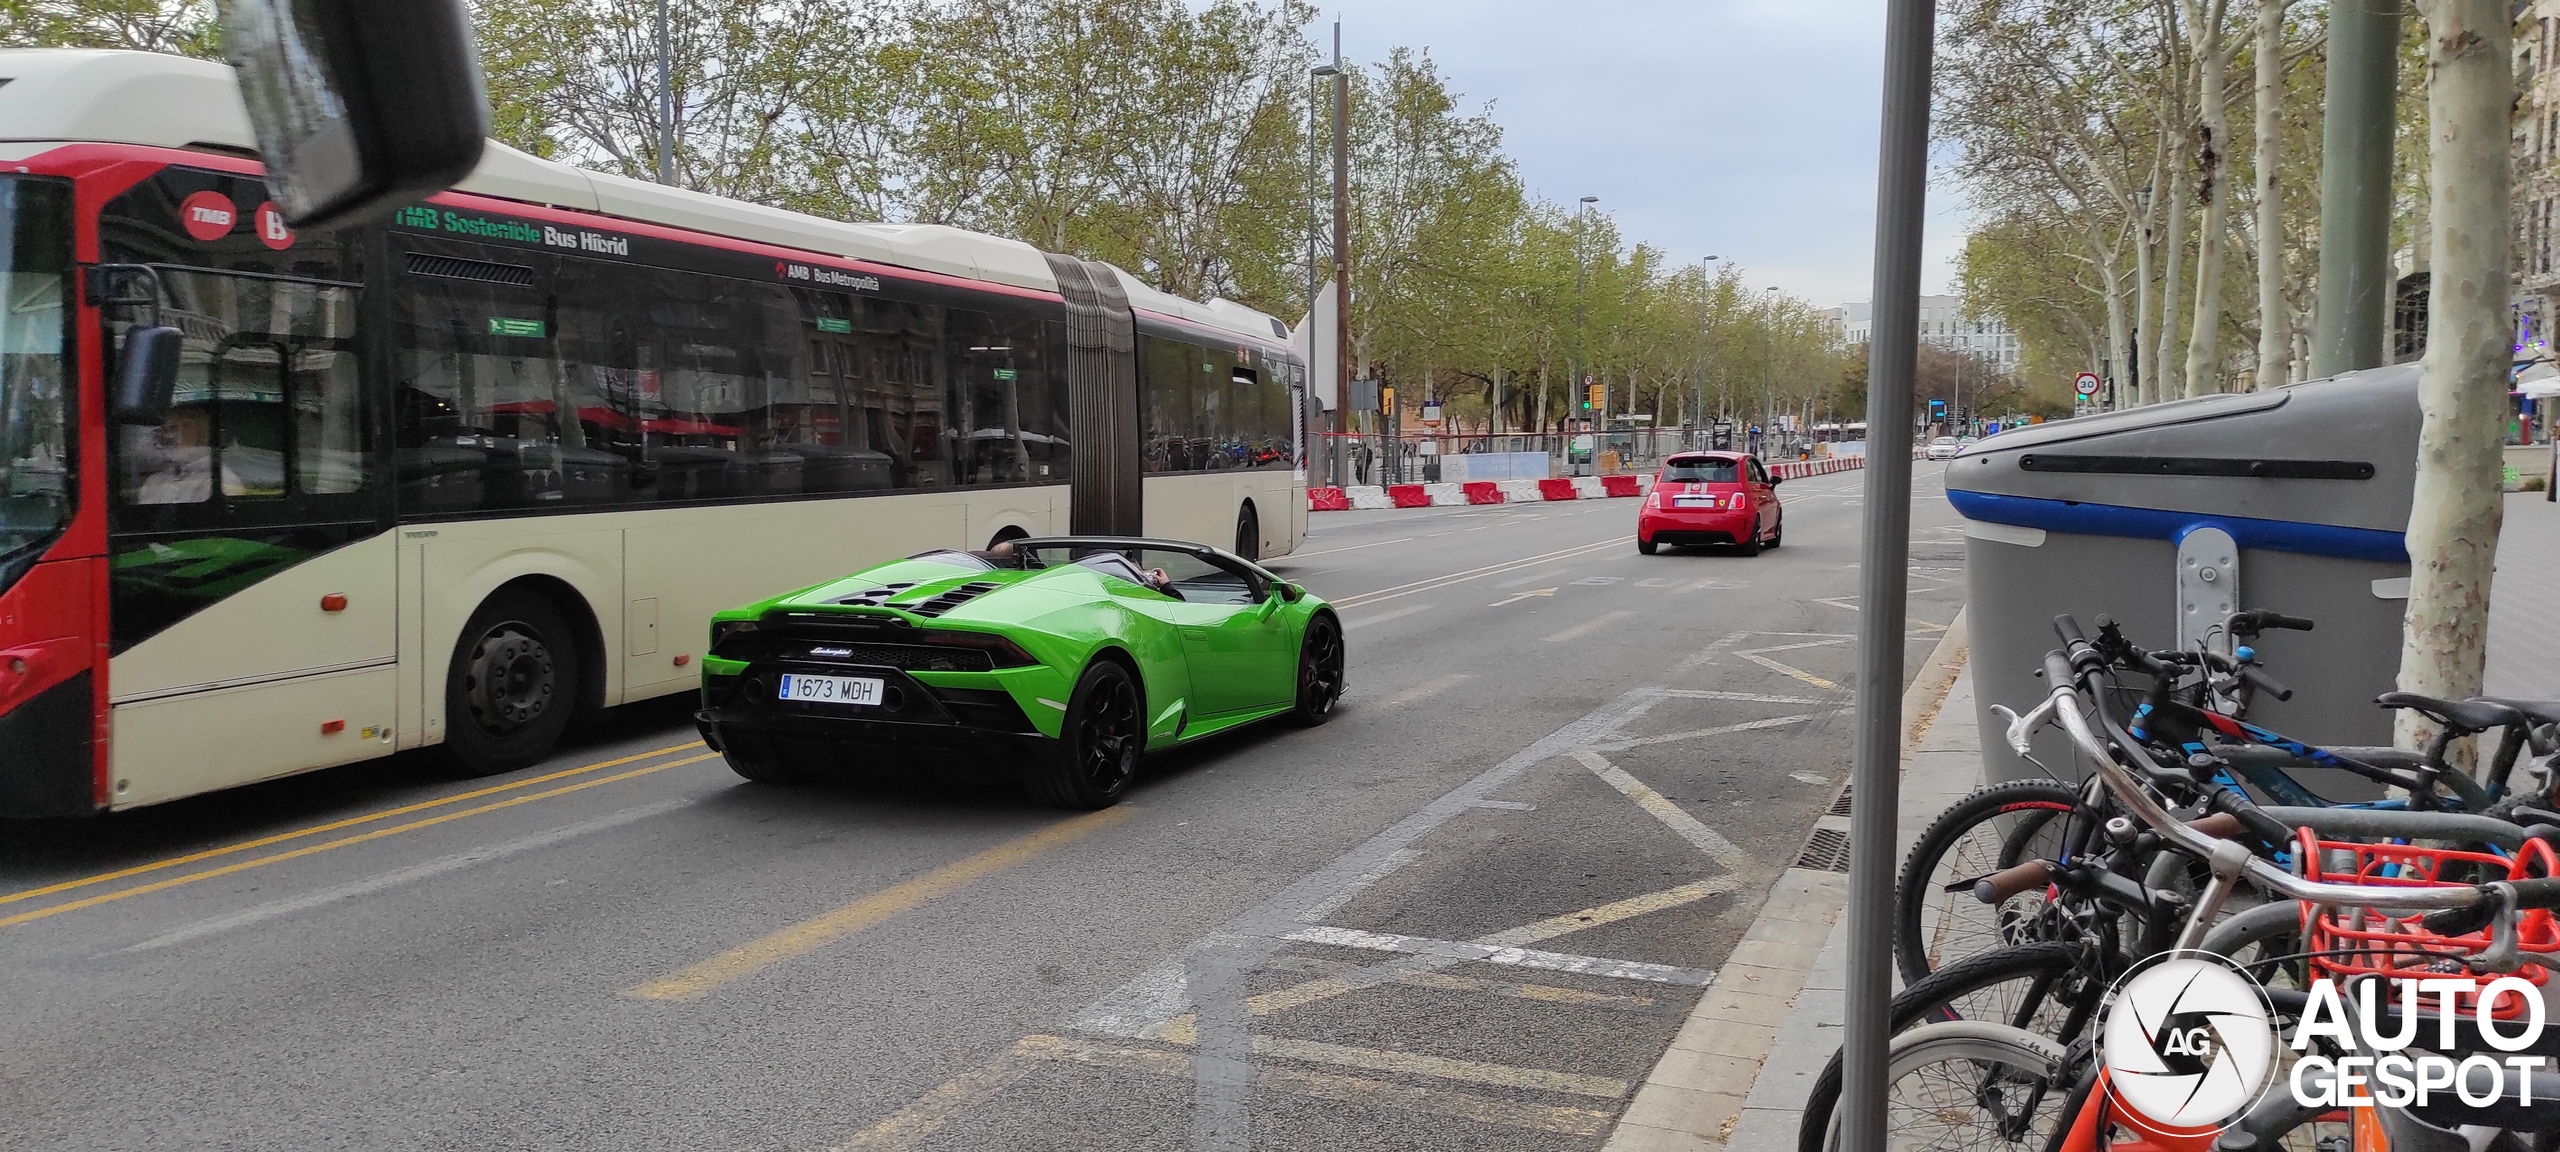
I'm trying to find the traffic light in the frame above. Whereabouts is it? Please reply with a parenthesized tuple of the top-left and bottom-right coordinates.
(1585, 383, 1604, 411)
(1929, 398, 1947, 419)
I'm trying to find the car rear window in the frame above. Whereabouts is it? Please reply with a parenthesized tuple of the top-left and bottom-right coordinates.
(1662, 459, 1740, 483)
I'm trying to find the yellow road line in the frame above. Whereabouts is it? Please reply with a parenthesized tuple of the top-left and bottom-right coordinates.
(1015, 1033, 1617, 1137)
(627, 806, 1133, 1002)
(831, 1036, 1053, 1152)
(0, 752, 718, 930)
(0, 739, 706, 908)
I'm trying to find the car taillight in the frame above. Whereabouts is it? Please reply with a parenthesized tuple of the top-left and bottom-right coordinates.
(923, 629, 1039, 668)
(710, 619, 759, 650)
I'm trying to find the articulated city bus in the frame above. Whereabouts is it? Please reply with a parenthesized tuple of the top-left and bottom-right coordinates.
(0, 49, 1307, 815)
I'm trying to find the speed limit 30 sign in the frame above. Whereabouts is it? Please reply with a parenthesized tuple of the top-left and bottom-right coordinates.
(2074, 372, 2103, 396)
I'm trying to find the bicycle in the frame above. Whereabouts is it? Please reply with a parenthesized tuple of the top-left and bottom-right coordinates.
(1828, 618, 2560, 1151)
(1896, 610, 2559, 986)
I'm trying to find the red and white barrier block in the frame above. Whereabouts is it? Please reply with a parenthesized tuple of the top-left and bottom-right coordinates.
(1310, 468, 1677, 511)
(1768, 456, 1868, 481)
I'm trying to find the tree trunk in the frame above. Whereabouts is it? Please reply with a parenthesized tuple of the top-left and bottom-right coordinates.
(2395, 0, 2511, 750)
(2134, 154, 2165, 406)
(2183, 0, 2233, 398)
(2252, 0, 2290, 393)
(1534, 361, 1549, 448)
(2156, 160, 2192, 402)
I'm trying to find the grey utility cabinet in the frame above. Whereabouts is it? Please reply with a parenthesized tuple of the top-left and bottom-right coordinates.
(1946, 366, 2420, 788)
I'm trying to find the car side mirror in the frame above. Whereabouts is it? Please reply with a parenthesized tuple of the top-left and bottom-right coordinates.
(220, 0, 489, 230)
(112, 326, 183, 426)
(1768, 475, 1782, 487)
(1275, 581, 1303, 603)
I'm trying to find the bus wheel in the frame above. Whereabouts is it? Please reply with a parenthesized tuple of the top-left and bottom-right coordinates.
(444, 590, 580, 777)
(1235, 503, 1260, 560)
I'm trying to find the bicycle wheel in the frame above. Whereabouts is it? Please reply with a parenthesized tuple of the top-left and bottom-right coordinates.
(1797, 942, 2106, 1152)
(1896, 778, 2084, 983)
(1815, 1021, 2074, 1152)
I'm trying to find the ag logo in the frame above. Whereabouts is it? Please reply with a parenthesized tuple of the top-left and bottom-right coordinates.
(2098, 951, 2279, 1133)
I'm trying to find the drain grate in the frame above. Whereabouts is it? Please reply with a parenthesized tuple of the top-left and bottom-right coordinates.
(1794, 826, 1853, 872)
(1827, 785, 1854, 817)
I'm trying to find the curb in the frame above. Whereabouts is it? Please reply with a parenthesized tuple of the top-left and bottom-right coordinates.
(1599, 611, 1970, 1152)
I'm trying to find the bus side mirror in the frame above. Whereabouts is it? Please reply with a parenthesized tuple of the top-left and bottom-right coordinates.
(219, 0, 488, 231)
(112, 326, 182, 426)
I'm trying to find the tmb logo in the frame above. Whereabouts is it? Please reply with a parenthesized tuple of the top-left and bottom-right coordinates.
(179, 190, 236, 242)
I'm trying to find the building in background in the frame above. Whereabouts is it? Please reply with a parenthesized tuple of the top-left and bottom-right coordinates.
(1819, 296, 2018, 369)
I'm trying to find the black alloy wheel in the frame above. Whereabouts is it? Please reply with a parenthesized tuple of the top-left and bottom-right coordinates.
(1034, 659, 1143, 808)
(1290, 614, 1344, 726)
(444, 590, 581, 777)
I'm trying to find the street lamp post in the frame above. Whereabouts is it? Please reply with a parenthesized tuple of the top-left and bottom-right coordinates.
(1761, 285, 1778, 457)
(1310, 60, 1337, 489)
(1325, 25, 1350, 489)
(1691, 256, 1718, 451)
(1573, 196, 1598, 475)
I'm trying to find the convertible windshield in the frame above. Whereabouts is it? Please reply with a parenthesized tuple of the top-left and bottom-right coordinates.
(0, 178, 74, 597)
(1661, 458, 1740, 483)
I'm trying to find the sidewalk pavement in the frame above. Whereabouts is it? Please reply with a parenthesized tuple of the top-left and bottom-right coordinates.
(1599, 620, 1982, 1152)
(2487, 489, 2560, 697)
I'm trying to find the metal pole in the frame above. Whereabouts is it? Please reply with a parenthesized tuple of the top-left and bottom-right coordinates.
(1761, 287, 1776, 454)
(1842, 0, 1934, 1144)
(1309, 64, 1330, 490)
(1330, 23, 1351, 490)
(2309, 0, 2400, 376)
(656, 0, 674, 185)
(1573, 198, 1595, 476)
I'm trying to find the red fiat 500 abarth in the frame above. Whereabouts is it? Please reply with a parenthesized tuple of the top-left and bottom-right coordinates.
(1635, 452, 1783, 556)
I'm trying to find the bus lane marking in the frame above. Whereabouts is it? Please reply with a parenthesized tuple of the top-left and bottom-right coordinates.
(117, 797, 695, 954)
(1570, 750, 1750, 873)
(1339, 603, 1435, 631)
(1331, 536, 1628, 611)
(0, 752, 719, 930)
(1542, 611, 1638, 644)
(831, 1033, 1619, 1151)
(0, 738, 707, 910)
(625, 805, 1133, 1002)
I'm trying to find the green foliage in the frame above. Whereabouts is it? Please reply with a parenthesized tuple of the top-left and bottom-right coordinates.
(26, 0, 1842, 435)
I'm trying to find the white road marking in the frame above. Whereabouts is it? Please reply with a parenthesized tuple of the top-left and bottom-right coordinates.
(1634, 577, 1681, 588)
(1494, 571, 1556, 589)
(1488, 588, 1557, 607)
(1287, 537, 1414, 559)
(1283, 926, 1719, 987)
(1791, 772, 1832, 786)
(1470, 799, 1536, 811)
(1341, 603, 1435, 630)
(117, 798, 692, 954)
(1570, 751, 1752, 873)
(1569, 576, 1623, 586)
(1587, 714, 1822, 752)
(1637, 688, 1824, 704)
(1377, 673, 1472, 709)
(1541, 610, 1639, 643)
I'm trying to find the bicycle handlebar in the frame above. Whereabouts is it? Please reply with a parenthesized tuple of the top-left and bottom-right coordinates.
(1971, 860, 2054, 905)
(2030, 655, 2491, 915)
(2230, 610, 2315, 634)
(2418, 877, 2560, 936)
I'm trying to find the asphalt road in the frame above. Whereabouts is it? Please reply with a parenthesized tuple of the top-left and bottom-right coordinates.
(0, 465, 1970, 1152)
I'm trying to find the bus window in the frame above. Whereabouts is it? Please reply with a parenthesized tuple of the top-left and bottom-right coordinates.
(949, 307, 1064, 488)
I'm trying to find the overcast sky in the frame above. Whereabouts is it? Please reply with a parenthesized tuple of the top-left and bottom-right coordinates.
(1310, 0, 1969, 309)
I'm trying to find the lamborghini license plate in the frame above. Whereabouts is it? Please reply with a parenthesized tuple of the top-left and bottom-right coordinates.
(776, 673, 885, 706)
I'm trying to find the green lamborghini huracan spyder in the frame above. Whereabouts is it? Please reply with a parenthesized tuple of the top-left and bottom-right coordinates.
(696, 537, 1344, 808)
